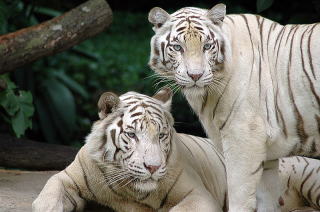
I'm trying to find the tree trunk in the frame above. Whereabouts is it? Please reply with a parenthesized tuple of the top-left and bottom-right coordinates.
(0, 0, 112, 74)
(0, 134, 78, 170)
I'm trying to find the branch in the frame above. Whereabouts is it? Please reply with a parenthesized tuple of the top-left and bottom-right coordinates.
(0, 134, 78, 170)
(0, 0, 112, 74)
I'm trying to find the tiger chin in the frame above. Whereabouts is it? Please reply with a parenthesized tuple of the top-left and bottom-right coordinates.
(148, 3, 320, 212)
(32, 88, 228, 212)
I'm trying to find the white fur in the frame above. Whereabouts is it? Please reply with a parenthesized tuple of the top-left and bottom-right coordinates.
(149, 5, 320, 212)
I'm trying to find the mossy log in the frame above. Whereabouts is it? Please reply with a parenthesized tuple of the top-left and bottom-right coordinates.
(0, 0, 112, 74)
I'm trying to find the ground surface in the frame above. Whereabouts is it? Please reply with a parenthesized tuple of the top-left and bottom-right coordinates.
(0, 169, 112, 212)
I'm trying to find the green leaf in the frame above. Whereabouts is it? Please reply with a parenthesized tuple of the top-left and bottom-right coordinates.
(34, 6, 62, 17)
(0, 75, 16, 89)
(52, 72, 89, 99)
(9, 91, 34, 137)
(18, 91, 34, 118)
(257, 0, 274, 13)
(0, 90, 19, 116)
(11, 109, 32, 138)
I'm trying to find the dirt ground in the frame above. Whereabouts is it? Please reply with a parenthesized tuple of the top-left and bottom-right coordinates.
(0, 169, 112, 212)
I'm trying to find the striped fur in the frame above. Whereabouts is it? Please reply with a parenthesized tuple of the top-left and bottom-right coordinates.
(148, 4, 320, 212)
(32, 89, 320, 212)
(32, 89, 227, 212)
(280, 157, 320, 211)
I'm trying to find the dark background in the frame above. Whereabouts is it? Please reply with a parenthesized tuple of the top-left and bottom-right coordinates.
(0, 0, 319, 146)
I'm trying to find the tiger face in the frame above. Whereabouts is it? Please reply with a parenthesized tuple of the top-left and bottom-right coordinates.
(89, 88, 173, 192)
(148, 4, 228, 95)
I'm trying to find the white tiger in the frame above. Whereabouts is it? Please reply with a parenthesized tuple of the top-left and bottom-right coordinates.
(32, 88, 320, 212)
(148, 4, 320, 212)
(32, 88, 228, 212)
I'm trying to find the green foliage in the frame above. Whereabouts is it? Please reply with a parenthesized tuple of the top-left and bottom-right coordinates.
(0, 76, 34, 137)
(256, 0, 274, 13)
(1, 0, 319, 144)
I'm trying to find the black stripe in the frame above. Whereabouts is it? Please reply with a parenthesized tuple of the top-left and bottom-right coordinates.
(64, 170, 83, 198)
(302, 157, 310, 176)
(251, 162, 264, 175)
(78, 156, 98, 200)
(240, 15, 255, 82)
(159, 169, 183, 208)
(129, 104, 139, 113)
(275, 88, 287, 137)
(219, 95, 239, 130)
(307, 181, 316, 202)
(199, 137, 226, 171)
(307, 24, 318, 79)
(212, 78, 230, 121)
(300, 168, 314, 196)
(274, 26, 286, 67)
(176, 26, 186, 32)
(225, 16, 235, 25)
(201, 90, 208, 113)
(61, 181, 78, 209)
(131, 112, 142, 117)
(188, 135, 212, 165)
(300, 26, 320, 108)
(258, 16, 265, 59)
(178, 136, 196, 158)
(287, 26, 309, 145)
(287, 175, 291, 188)
(98, 133, 107, 151)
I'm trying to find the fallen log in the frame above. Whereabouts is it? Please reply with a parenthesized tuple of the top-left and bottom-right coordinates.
(0, 134, 78, 170)
(0, 0, 112, 74)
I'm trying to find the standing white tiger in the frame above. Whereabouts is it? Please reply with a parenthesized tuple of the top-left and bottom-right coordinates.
(148, 4, 320, 212)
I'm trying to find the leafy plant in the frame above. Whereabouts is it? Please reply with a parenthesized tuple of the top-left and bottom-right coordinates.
(0, 75, 34, 137)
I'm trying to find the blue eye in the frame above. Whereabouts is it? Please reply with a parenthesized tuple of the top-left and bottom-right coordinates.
(204, 43, 212, 50)
(126, 132, 136, 138)
(173, 44, 182, 51)
(159, 133, 165, 139)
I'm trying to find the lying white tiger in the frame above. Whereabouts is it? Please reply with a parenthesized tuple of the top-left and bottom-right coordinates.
(32, 88, 320, 212)
(32, 88, 227, 212)
(148, 3, 320, 212)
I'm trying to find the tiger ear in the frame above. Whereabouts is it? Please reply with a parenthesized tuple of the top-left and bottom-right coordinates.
(207, 3, 226, 25)
(98, 92, 120, 119)
(152, 87, 172, 111)
(148, 7, 170, 29)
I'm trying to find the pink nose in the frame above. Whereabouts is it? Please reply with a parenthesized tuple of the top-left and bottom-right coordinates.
(144, 163, 160, 174)
(187, 72, 203, 81)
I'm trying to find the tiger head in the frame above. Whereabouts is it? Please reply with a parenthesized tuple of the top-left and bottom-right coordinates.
(148, 4, 229, 95)
(87, 88, 174, 192)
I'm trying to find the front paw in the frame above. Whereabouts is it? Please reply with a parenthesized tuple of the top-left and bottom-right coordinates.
(32, 199, 64, 212)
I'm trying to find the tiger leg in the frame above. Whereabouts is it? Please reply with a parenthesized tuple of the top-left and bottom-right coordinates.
(32, 171, 85, 212)
(256, 160, 283, 212)
(168, 189, 223, 212)
(221, 112, 270, 212)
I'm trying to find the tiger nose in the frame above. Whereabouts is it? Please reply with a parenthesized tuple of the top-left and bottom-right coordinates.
(144, 163, 161, 174)
(187, 72, 203, 81)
